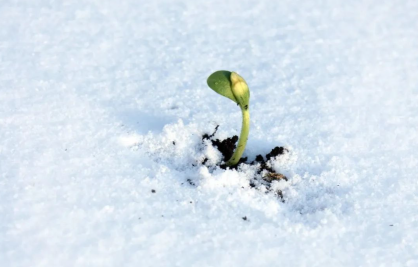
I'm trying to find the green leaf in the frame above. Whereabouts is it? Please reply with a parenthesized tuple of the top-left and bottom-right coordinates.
(207, 70, 238, 103)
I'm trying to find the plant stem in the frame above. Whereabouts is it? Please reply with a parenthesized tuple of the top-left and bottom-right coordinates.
(226, 108, 250, 166)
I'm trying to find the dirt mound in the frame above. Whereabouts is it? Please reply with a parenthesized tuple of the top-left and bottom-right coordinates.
(201, 126, 289, 199)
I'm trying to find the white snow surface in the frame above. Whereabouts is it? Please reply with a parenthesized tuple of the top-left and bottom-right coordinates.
(1, 0, 418, 266)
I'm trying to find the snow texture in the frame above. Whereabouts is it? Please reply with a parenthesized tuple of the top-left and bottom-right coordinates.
(1, 0, 418, 266)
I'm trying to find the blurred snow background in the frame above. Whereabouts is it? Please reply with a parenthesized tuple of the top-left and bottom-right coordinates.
(1, 0, 418, 266)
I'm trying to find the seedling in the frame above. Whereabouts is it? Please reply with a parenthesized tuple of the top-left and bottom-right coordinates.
(207, 70, 250, 166)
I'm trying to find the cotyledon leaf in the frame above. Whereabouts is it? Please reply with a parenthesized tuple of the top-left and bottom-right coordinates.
(207, 70, 238, 103)
(230, 72, 250, 110)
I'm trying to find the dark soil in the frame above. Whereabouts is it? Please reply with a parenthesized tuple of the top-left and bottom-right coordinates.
(201, 125, 289, 199)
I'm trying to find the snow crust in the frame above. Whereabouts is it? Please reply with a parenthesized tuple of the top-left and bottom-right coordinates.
(1, 0, 418, 266)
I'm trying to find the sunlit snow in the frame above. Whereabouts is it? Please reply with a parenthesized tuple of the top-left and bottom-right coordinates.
(1, 0, 418, 266)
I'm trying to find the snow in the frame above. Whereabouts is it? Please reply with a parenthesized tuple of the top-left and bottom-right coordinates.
(1, 0, 418, 266)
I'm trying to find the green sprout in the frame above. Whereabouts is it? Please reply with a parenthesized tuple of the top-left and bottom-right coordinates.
(207, 70, 250, 166)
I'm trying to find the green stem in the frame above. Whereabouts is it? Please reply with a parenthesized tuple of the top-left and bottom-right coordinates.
(226, 108, 250, 166)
